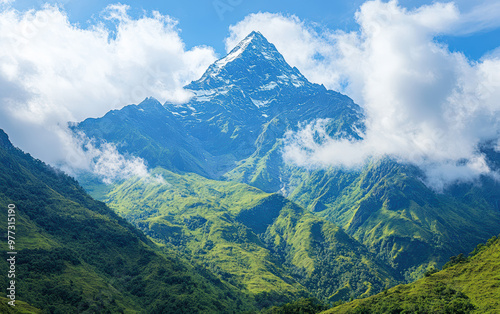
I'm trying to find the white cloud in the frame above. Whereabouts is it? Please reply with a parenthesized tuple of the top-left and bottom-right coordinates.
(283, 119, 371, 168)
(57, 131, 150, 184)
(0, 4, 216, 180)
(454, 0, 500, 34)
(85, 142, 149, 184)
(227, 1, 500, 190)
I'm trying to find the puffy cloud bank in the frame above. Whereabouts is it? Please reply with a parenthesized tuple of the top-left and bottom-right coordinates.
(226, 0, 500, 190)
(0, 4, 216, 181)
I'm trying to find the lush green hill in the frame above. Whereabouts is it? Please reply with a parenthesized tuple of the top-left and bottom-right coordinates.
(323, 235, 500, 313)
(0, 129, 251, 313)
(0, 297, 40, 313)
(287, 159, 500, 280)
(92, 167, 400, 307)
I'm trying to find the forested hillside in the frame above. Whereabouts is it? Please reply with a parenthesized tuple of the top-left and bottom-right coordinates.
(324, 235, 500, 313)
(0, 129, 251, 313)
(96, 168, 399, 305)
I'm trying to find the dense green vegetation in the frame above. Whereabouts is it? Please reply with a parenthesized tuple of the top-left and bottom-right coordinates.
(323, 235, 500, 313)
(261, 297, 329, 314)
(0, 129, 251, 313)
(94, 167, 399, 306)
(285, 159, 500, 280)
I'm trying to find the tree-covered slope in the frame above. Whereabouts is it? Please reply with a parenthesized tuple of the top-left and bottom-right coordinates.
(0, 129, 250, 313)
(287, 159, 500, 280)
(324, 235, 500, 313)
(95, 167, 399, 307)
(0, 297, 40, 313)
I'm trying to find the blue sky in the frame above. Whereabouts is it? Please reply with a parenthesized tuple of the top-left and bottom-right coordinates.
(7, 0, 500, 60)
(3, 0, 369, 54)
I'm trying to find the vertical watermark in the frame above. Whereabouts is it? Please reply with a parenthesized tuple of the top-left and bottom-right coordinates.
(6, 204, 16, 307)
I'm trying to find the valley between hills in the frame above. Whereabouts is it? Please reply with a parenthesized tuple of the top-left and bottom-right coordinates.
(1, 31, 499, 313)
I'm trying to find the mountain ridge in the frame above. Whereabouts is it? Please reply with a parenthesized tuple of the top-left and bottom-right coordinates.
(73, 31, 500, 301)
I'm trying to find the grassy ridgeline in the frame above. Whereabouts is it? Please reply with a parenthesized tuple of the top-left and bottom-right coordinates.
(324, 235, 500, 313)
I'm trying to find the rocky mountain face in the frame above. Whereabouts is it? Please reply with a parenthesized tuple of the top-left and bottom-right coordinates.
(74, 31, 500, 290)
(76, 31, 363, 179)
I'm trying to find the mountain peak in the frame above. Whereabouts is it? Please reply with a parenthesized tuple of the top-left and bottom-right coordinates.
(210, 31, 281, 75)
(138, 96, 162, 108)
(187, 31, 312, 92)
(228, 31, 268, 54)
(0, 129, 14, 151)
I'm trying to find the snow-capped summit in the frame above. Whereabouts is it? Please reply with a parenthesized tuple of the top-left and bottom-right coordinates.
(187, 31, 313, 93)
(77, 31, 364, 179)
(164, 31, 358, 134)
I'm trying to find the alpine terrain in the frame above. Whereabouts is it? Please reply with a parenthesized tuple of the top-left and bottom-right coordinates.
(6, 30, 493, 312)
(75, 29, 500, 268)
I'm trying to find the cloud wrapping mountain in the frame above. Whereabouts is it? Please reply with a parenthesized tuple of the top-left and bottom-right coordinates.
(227, 1, 500, 189)
(0, 4, 216, 175)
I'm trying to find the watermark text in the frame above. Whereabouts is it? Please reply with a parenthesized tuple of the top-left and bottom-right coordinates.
(6, 204, 16, 307)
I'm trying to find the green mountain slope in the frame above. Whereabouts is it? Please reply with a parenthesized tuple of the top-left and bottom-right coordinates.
(324, 235, 500, 313)
(227, 130, 500, 281)
(224, 115, 500, 281)
(287, 159, 500, 280)
(0, 129, 250, 313)
(0, 297, 40, 313)
(94, 167, 399, 307)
